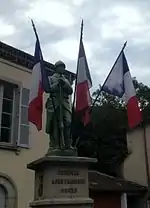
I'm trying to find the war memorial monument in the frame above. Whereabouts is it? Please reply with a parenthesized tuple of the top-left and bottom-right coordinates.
(27, 61, 96, 208)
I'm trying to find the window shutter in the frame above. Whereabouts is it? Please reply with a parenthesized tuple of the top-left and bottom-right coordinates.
(18, 88, 30, 148)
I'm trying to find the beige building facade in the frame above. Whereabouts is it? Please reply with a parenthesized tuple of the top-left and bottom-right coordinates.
(0, 41, 74, 208)
(123, 124, 150, 187)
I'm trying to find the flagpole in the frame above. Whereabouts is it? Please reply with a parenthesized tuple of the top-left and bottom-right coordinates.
(142, 122, 150, 207)
(31, 19, 39, 41)
(72, 19, 83, 109)
(91, 41, 127, 110)
(70, 19, 84, 141)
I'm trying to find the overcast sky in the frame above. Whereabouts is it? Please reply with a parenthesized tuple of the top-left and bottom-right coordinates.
(1, 0, 150, 91)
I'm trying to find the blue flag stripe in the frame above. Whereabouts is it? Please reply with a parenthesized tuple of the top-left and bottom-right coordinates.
(34, 38, 50, 93)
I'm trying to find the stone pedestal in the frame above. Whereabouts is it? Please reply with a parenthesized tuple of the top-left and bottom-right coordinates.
(27, 156, 96, 208)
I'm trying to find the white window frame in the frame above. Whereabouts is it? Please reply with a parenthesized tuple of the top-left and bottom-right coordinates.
(10, 89, 15, 142)
(0, 84, 15, 145)
(121, 193, 127, 208)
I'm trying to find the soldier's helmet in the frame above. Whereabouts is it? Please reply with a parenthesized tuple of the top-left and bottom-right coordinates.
(54, 60, 66, 68)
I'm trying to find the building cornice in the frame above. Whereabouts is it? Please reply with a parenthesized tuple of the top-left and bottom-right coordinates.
(0, 41, 76, 82)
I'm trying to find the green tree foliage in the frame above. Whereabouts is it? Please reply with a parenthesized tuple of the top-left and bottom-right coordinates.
(133, 78, 150, 120)
(75, 78, 150, 176)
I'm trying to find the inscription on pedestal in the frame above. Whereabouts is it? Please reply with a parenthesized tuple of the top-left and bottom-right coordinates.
(48, 168, 87, 197)
(51, 169, 86, 194)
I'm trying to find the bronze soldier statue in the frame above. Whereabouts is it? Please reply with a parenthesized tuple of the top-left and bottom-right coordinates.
(45, 61, 76, 156)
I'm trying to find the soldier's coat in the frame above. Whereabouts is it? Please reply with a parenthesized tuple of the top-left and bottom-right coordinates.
(45, 73, 72, 134)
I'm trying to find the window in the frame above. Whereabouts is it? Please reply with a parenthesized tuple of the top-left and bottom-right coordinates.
(0, 81, 16, 143)
(0, 185, 6, 208)
(0, 79, 30, 148)
(0, 175, 17, 208)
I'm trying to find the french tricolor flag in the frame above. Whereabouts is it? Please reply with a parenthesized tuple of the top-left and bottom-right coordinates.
(28, 21, 49, 131)
(102, 50, 142, 129)
(28, 38, 43, 131)
(75, 34, 92, 125)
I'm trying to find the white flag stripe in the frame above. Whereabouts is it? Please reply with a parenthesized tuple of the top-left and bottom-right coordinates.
(29, 62, 41, 103)
(77, 57, 88, 84)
